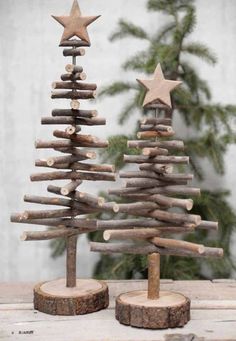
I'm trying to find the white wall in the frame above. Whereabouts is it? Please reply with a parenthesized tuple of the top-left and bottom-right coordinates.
(0, 0, 235, 281)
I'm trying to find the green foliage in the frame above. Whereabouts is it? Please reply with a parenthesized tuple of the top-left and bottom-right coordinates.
(93, 0, 236, 280)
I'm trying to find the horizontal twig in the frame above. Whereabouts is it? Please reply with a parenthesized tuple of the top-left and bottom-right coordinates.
(150, 237, 205, 254)
(53, 130, 108, 147)
(65, 64, 83, 73)
(51, 90, 96, 100)
(52, 81, 97, 91)
(128, 140, 184, 150)
(24, 195, 71, 207)
(21, 228, 78, 241)
(59, 39, 90, 47)
(124, 155, 189, 164)
(63, 47, 85, 57)
(52, 109, 97, 117)
(42, 116, 105, 125)
(90, 242, 223, 258)
(139, 163, 173, 174)
(104, 228, 161, 241)
(30, 170, 116, 182)
(61, 72, 86, 81)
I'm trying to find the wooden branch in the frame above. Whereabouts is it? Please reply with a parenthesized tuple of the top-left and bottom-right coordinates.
(142, 147, 168, 156)
(120, 171, 191, 184)
(146, 186, 200, 196)
(65, 64, 83, 73)
(24, 195, 71, 207)
(47, 185, 105, 208)
(139, 163, 173, 174)
(150, 210, 201, 225)
(42, 116, 104, 126)
(97, 219, 168, 230)
(51, 90, 96, 100)
(35, 160, 114, 172)
(139, 124, 173, 133)
(77, 191, 105, 207)
(66, 235, 77, 287)
(46, 154, 92, 167)
(150, 237, 205, 254)
(21, 228, 78, 241)
(61, 180, 82, 195)
(125, 178, 187, 188)
(35, 139, 76, 149)
(31, 170, 116, 182)
(52, 109, 97, 117)
(137, 130, 174, 139)
(52, 81, 97, 91)
(157, 173, 193, 181)
(140, 118, 171, 125)
(63, 47, 85, 57)
(109, 186, 200, 197)
(119, 170, 163, 179)
(53, 130, 108, 147)
(10, 215, 97, 229)
(124, 155, 189, 164)
(90, 242, 223, 258)
(103, 228, 161, 241)
(90, 241, 158, 255)
(61, 72, 86, 81)
(198, 220, 218, 230)
(21, 208, 77, 220)
(67, 162, 114, 173)
(149, 194, 193, 210)
(128, 140, 184, 150)
(65, 125, 81, 135)
(148, 253, 160, 299)
(60, 39, 90, 47)
(116, 202, 159, 213)
(53, 147, 96, 158)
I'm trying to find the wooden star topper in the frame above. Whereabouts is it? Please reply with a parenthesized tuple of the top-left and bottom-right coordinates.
(137, 64, 181, 108)
(52, 0, 100, 44)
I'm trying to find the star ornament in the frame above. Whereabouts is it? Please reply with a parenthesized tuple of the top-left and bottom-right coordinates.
(52, 0, 100, 44)
(137, 64, 181, 108)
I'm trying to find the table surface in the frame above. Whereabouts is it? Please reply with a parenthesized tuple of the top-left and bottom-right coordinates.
(0, 279, 236, 341)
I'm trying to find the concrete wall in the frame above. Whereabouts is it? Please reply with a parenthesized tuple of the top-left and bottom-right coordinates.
(0, 0, 235, 281)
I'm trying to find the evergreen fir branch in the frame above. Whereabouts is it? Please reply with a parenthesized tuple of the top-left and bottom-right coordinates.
(110, 19, 149, 41)
(182, 42, 217, 65)
(100, 134, 139, 169)
(122, 51, 149, 72)
(179, 61, 211, 100)
(147, 0, 194, 15)
(151, 22, 176, 43)
(50, 237, 66, 258)
(186, 132, 225, 175)
(99, 81, 137, 98)
(179, 5, 196, 37)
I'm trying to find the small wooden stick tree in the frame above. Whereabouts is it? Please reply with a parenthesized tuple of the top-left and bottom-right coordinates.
(11, 0, 116, 316)
(91, 63, 223, 329)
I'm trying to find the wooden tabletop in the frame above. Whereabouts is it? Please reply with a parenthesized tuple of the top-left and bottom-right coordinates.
(0, 279, 236, 340)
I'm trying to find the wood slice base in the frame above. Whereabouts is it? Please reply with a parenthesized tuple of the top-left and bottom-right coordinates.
(116, 290, 190, 329)
(34, 278, 109, 315)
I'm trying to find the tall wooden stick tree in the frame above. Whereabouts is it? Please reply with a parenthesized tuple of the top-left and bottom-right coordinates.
(11, 0, 116, 316)
(94, 0, 236, 280)
(91, 64, 223, 329)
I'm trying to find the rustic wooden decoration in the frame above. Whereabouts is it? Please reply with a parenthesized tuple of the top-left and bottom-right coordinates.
(52, 0, 100, 45)
(137, 64, 181, 108)
(11, 1, 115, 316)
(90, 64, 224, 329)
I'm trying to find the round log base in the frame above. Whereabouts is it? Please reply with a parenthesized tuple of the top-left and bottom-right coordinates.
(34, 278, 109, 315)
(116, 290, 190, 329)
